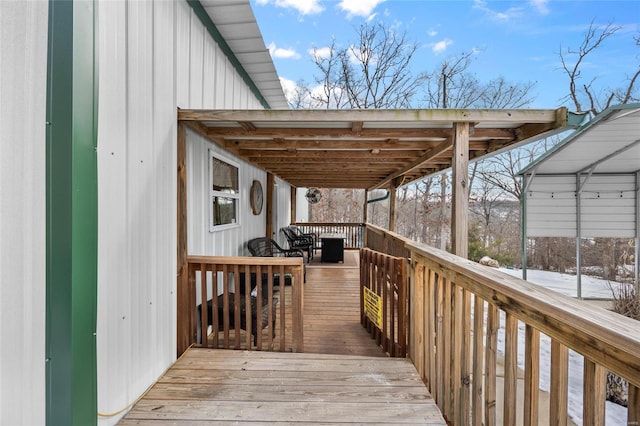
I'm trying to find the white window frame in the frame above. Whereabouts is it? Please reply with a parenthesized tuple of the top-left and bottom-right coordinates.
(209, 150, 240, 232)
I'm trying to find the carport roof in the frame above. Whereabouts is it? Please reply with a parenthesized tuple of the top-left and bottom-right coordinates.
(179, 107, 583, 189)
(519, 103, 640, 176)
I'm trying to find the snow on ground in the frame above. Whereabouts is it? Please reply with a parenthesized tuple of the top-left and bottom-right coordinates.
(494, 268, 630, 425)
(499, 267, 628, 299)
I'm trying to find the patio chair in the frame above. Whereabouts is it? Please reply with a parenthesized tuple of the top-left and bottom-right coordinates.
(247, 237, 305, 282)
(247, 237, 304, 258)
(282, 226, 314, 262)
(289, 226, 319, 254)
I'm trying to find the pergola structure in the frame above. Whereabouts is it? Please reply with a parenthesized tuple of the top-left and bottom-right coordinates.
(178, 107, 582, 256)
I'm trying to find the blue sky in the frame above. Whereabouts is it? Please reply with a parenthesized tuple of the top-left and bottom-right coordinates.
(251, 0, 639, 109)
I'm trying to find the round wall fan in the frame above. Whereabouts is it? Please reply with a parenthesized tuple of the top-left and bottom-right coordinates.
(305, 188, 322, 204)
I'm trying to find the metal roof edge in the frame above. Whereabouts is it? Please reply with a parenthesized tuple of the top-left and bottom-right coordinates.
(187, 0, 272, 109)
(514, 105, 640, 177)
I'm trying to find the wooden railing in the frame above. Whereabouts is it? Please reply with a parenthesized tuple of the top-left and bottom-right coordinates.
(292, 222, 364, 249)
(360, 248, 408, 357)
(364, 224, 640, 425)
(185, 256, 304, 352)
(365, 224, 411, 258)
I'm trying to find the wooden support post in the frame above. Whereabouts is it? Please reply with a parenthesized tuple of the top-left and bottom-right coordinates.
(266, 173, 274, 238)
(176, 122, 190, 357)
(451, 122, 469, 258)
(363, 190, 369, 223)
(388, 183, 397, 232)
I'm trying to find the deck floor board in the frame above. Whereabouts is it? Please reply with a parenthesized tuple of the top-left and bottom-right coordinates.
(119, 250, 445, 424)
(119, 349, 445, 424)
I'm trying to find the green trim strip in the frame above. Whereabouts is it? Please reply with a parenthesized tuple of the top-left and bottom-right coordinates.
(46, 0, 98, 424)
(187, 0, 272, 109)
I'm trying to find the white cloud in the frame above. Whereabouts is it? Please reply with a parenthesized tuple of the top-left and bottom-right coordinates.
(263, 0, 324, 15)
(268, 42, 301, 59)
(472, 0, 523, 21)
(427, 28, 438, 37)
(338, 0, 385, 18)
(529, 0, 550, 15)
(431, 38, 453, 54)
(309, 46, 332, 60)
(280, 76, 299, 98)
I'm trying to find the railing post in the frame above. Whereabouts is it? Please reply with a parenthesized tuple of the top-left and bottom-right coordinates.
(583, 359, 606, 425)
(524, 326, 540, 426)
(291, 264, 304, 352)
(550, 340, 569, 426)
(629, 385, 640, 425)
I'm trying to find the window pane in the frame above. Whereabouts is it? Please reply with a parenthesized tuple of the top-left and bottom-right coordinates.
(212, 157, 238, 193)
(213, 197, 237, 226)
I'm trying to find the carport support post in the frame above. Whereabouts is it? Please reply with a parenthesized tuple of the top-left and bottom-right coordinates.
(576, 173, 583, 299)
(451, 122, 470, 258)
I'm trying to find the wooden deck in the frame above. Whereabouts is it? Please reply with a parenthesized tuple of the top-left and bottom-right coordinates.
(119, 349, 445, 424)
(119, 250, 445, 424)
(303, 250, 387, 356)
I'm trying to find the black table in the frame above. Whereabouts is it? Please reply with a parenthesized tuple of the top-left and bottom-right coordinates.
(320, 233, 345, 263)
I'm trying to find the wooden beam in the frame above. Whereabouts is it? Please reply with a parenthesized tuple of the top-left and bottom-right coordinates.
(372, 138, 454, 189)
(227, 139, 447, 150)
(178, 108, 565, 124)
(240, 149, 425, 159)
(451, 122, 469, 258)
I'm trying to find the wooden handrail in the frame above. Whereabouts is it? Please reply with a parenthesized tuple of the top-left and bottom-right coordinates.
(364, 224, 640, 424)
(183, 256, 304, 353)
(407, 243, 640, 386)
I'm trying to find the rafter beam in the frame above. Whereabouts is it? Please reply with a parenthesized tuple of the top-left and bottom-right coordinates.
(372, 138, 455, 190)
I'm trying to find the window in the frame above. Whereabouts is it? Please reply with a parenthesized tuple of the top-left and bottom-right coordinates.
(209, 151, 240, 230)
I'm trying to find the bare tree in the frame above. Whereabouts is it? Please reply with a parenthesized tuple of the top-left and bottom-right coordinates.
(470, 179, 505, 248)
(308, 22, 420, 109)
(419, 51, 482, 108)
(559, 20, 640, 115)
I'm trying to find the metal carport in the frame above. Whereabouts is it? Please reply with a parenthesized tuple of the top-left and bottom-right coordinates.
(519, 103, 640, 298)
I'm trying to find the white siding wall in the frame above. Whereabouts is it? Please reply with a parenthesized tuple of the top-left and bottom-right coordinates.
(525, 174, 637, 238)
(187, 129, 279, 257)
(273, 177, 293, 246)
(525, 175, 577, 237)
(580, 174, 636, 238)
(0, 3, 48, 425)
(96, 2, 278, 424)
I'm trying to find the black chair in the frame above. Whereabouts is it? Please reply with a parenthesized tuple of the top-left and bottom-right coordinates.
(247, 237, 304, 258)
(247, 237, 305, 282)
(289, 226, 319, 254)
(282, 227, 314, 262)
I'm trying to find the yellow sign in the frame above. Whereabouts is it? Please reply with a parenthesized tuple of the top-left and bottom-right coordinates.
(363, 286, 383, 329)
